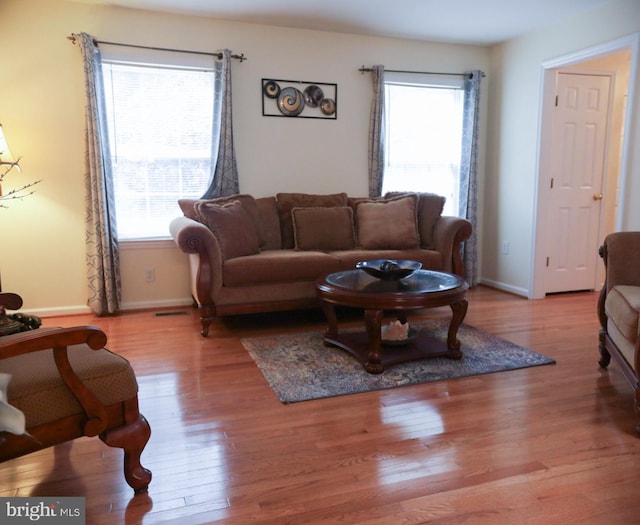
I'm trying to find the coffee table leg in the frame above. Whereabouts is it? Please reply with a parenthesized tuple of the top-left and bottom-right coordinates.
(447, 299, 468, 359)
(321, 301, 338, 341)
(364, 309, 384, 374)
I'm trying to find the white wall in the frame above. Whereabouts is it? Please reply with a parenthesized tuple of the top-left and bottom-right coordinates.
(483, 0, 640, 296)
(0, 0, 489, 314)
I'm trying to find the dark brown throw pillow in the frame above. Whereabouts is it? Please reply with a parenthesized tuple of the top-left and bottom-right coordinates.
(195, 200, 260, 260)
(276, 192, 349, 249)
(356, 194, 419, 249)
(179, 194, 267, 248)
(292, 206, 355, 251)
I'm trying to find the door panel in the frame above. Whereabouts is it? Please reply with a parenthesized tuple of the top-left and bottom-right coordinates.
(545, 72, 611, 293)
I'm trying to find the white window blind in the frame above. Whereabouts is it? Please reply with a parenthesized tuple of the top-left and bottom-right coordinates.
(102, 61, 215, 240)
(382, 73, 464, 217)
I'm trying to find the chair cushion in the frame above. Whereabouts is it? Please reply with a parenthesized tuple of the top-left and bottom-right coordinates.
(292, 206, 355, 251)
(605, 285, 640, 345)
(4, 345, 138, 428)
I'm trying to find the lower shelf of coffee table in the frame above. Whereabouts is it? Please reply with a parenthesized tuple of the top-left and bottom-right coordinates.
(324, 330, 461, 369)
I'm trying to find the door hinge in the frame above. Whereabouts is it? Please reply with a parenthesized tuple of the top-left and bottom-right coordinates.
(555, 95, 559, 107)
(546, 257, 550, 267)
(550, 177, 554, 189)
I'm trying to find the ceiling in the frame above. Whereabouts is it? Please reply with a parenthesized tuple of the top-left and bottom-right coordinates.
(76, 0, 613, 46)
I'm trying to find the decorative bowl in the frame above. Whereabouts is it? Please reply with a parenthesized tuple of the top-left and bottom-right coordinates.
(355, 259, 422, 281)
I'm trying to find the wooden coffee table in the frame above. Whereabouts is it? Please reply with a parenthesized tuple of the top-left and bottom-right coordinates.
(316, 269, 468, 374)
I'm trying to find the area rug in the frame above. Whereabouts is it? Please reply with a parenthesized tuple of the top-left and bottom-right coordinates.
(241, 319, 555, 403)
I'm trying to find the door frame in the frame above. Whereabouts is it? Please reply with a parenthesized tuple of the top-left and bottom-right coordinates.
(530, 33, 640, 299)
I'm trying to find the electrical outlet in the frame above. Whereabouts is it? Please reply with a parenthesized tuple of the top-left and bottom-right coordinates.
(145, 268, 155, 283)
(501, 241, 509, 255)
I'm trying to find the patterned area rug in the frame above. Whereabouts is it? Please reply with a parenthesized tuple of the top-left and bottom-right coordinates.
(242, 319, 555, 403)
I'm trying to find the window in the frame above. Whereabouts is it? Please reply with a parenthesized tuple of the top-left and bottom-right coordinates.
(102, 60, 216, 240)
(382, 73, 464, 216)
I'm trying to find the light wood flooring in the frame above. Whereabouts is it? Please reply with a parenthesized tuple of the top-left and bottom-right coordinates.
(1, 286, 639, 524)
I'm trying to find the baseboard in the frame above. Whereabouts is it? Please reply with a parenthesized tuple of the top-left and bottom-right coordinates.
(478, 278, 529, 298)
(24, 298, 194, 318)
(120, 298, 194, 312)
(23, 305, 93, 318)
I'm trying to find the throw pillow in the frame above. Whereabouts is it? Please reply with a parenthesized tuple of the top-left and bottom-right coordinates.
(356, 194, 419, 249)
(195, 200, 261, 260)
(276, 192, 349, 249)
(255, 196, 282, 250)
(292, 206, 355, 251)
(180, 194, 267, 248)
(385, 192, 446, 248)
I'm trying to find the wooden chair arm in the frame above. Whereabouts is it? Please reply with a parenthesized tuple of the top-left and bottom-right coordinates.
(0, 326, 110, 436)
(0, 326, 107, 359)
(0, 292, 23, 311)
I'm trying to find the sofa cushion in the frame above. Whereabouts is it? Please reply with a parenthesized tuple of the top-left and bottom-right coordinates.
(385, 192, 446, 249)
(605, 285, 640, 345)
(276, 192, 348, 249)
(223, 250, 341, 286)
(333, 249, 443, 273)
(417, 193, 446, 248)
(292, 206, 355, 251)
(195, 200, 261, 260)
(355, 194, 419, 250)
(255, 196, 282, 250)
(180, 194, 268, 248)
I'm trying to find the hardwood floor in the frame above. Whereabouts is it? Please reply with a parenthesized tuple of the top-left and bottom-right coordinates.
(1, 286, 639, 524)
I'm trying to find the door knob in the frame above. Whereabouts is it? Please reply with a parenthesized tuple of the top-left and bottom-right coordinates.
(593, 193, 603, 201)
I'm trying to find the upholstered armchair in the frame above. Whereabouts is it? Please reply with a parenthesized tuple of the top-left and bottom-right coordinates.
(598, 232, 640, 434)
(0, 293, 152, 493)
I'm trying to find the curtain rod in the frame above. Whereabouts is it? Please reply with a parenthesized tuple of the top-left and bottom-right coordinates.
(359, 66, 485, 78)
(67, 34, 247, 62)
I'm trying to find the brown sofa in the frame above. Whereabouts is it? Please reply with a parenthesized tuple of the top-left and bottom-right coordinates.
(170, 192, 472, 336)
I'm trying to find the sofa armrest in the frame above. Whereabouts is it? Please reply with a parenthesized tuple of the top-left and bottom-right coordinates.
(432, 216, 472, 277)
(169, 216, 223, 309)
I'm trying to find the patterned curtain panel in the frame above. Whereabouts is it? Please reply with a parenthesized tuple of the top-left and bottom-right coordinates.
(202, 49, 239, 199)
(368, 65, 385, 198)
(75, 33, 121, 314)
(459, 70, 482, 286)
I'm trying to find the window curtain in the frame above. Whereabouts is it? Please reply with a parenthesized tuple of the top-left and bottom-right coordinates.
(459, 70, 482, 287)
(75, 33, 121, 315)
(368, 65, 385, 198)
(202, 49, 239, 198)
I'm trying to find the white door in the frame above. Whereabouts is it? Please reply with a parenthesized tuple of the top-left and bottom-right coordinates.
(545, 72, 612, 294)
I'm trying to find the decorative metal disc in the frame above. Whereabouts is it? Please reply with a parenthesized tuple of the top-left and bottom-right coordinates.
(320, 98, 336, 116)
(278, 87, 305, 117)
(303, 85, 324, 108)
(263, 80, 281, 99)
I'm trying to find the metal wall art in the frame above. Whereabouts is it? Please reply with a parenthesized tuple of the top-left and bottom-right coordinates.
(262, 79, 337, 119)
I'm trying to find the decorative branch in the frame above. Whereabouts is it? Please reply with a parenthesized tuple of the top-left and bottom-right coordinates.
(0, 161, 42, 208)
